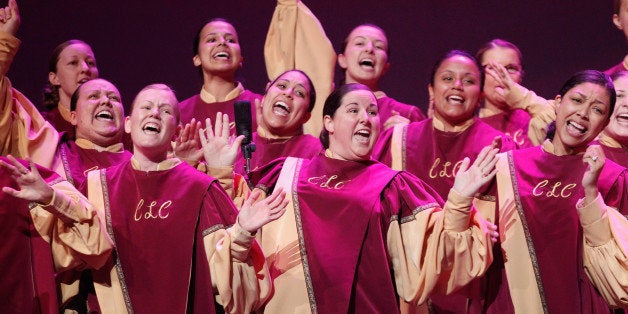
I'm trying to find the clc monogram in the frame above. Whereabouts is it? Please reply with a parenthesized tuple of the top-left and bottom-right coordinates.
(532, 180, 576, 198)
(429, 158, 463, 179)
(307, 174, 349, 190)
(134, 199, 172, 221)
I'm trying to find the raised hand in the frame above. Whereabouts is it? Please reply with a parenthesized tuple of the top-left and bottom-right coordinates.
(383, 110, 411, 130)
(0, 155, 54, 204)
(581, 145, 605, 200)
(484, 61, 518, 106)
(174, 118, 203, 166)
(237, 188, 288, 233)
(0, 0, 19, 36)
(199, 112, 244, 168)
(452, 145, 499, 198)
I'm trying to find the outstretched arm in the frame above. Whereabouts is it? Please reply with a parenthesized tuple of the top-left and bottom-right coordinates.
(1, 155, 54, 205)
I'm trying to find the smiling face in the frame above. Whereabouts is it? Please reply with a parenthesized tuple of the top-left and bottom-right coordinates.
(193, 20, 242, 78)
(324, 89, 379, 161)
(554, 82, 612, 154)
(49, 42, 99, 100)
(480, 46, 523, 109)
(260, 71, 313, 137)
(338, 25, 390, 90)
(429, 55, 482, 127)
(71, 79, 124, 147)
(125, 87, 180, 158)
(605, 75, 628, 146)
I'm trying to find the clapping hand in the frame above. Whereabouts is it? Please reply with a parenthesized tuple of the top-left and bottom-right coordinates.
(174, 118, 204, 166)
(237, 188, 288, 233)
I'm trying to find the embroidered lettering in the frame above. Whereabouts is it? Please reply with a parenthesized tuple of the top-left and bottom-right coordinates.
(429, 158, 464, 179)
(506, 129, 526, 146)
(532, 180, 577, 199)
(134, 199, 173, 221)
(307, 174, 350, 190)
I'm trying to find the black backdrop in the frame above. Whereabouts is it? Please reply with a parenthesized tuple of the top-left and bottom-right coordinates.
(8, 1, 624, 115)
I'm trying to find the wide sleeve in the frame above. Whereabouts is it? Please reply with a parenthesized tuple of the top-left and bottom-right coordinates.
(202, 182, 271, 313)
(265, 0, 335, 136)
(385, 173, 494, 305)
(30, 179, 114, 272)
(203, 164, 251, 209)
(0, 30, 59, 168)
(503, 84, 556, 146)
(578, 193, 628, 309)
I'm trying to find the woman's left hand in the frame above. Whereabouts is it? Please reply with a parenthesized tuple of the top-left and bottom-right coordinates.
(581, 145, 605, 198)
(452, 145, 499, 197)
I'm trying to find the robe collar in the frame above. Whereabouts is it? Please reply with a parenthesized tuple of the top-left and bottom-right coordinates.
(75, 138, 124, 153)
(432, 115, 475, 132)
(199, 81, 244, 103)
(130, 156, 181, 172)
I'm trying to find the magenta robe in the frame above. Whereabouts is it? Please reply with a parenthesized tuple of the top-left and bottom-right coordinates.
(0, 157, 64, 314)
(42, 107, 74, 140)
(92, 160, 238, 313)
(483, 146, 628, 313)
(377, 95, 425, 128)
(233, 132, 322, 176)
(58, 137, 131, 194)
(252, 153, 443, 313)
(589, 140, 628, 168)
(179, 90, 260, 135)
(481, 109, 533, 148)
(374, 118, 517, 200)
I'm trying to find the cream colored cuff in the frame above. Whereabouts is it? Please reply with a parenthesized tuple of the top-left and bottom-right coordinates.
(577, 193, 612, 246)
(228, 220, 255, 262)
(32, 188, 78, 224)
(443, 188, 473, 232)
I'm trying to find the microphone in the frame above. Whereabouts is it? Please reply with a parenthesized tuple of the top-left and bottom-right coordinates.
(234, 100, 256, 173)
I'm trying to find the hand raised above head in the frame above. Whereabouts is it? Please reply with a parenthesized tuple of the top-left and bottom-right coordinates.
(0, 155, 54, 204)
(0, 0, 20, 36)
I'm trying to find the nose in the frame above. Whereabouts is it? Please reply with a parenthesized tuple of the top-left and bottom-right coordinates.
(364, 41, 374, 52)
(453, 78, 463, 90)
(359, 109, 371, 125)
(283, 87, 294, 98)
(80, 60, 89, 72)
(577, 105, 590, 120)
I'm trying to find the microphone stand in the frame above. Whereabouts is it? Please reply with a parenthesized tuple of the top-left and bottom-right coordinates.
(242, 142, 256, 174)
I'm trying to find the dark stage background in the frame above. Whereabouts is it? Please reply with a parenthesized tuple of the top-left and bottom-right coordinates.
(8, 1, 624, 115)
